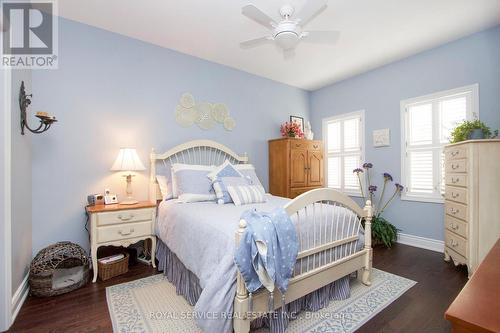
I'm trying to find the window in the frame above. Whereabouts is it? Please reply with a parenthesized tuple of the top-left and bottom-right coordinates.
(401, 84, 478, 203)
(323, 111, 365, 195)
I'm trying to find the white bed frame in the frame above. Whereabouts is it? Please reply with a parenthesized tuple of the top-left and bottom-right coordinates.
(149, 140, 372, 333)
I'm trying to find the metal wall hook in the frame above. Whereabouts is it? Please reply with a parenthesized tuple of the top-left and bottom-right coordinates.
(19, 81, 57, 135)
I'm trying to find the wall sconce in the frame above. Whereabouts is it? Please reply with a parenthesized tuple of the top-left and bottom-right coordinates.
(19, 81, 57, 135)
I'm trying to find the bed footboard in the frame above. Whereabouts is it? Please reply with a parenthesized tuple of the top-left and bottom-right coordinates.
(233, 188, 373, 333)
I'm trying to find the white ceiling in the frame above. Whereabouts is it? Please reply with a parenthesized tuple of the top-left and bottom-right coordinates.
(57, 0, 500, 90)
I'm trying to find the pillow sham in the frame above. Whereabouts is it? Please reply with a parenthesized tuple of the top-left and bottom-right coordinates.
(156, 175, 173, 201)
(207, 160, 243, 181)
(171, 164, 216, 203)
(212, 176, 250, 204)
(227, 184, 266, 206)
(234, 164, 265, 192)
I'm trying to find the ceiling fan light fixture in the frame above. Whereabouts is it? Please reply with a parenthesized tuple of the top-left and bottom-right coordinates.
(274, 31, 299, 50)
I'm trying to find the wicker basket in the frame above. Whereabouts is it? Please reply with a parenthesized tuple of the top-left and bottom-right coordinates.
(98, 252, 129, 281)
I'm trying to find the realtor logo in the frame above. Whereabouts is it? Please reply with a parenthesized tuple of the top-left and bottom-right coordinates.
(1, 1, 58, 69)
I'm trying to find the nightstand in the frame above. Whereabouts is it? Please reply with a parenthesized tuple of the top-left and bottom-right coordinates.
(86, 201, 157, 282)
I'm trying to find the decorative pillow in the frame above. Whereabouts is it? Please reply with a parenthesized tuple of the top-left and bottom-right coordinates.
(234, 164, 265, 192)
(156, 175, 173, 201)
(171, 164, 216, 203)
(213, 176, 250, 204)
(227, 184, 266, 206)
(207, 160, 244, 181)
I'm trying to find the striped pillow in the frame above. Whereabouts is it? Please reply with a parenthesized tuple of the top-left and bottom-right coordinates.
(227, 184, 266, 206)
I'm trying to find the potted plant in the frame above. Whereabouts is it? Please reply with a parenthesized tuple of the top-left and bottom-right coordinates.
(353, 163, 403, 248)
(450, 120, 498, 143)
(280, 121, 304, 138)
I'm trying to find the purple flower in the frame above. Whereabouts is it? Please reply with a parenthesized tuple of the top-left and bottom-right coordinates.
(368, 185, 377, 193)
(383, 173, 393, 181)
(395, 183, 404, 191)
(363, 162, 373, 169)
(353, 168, 363, 174)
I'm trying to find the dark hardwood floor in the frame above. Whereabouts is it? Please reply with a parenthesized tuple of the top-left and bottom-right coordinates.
(9, 244, 468, 333)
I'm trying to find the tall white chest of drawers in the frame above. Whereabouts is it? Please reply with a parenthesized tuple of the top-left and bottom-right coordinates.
(444, 139, 500, 276)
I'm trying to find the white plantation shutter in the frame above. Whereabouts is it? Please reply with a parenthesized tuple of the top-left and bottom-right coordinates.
(402, 85, 477, 202)
(323, 111, 364, 195)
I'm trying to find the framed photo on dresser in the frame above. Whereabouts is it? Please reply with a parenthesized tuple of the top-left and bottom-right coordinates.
(290, 115, 304, 132)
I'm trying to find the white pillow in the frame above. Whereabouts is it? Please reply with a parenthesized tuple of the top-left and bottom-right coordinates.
(234, 164, 265, 192)
(156, 175, 172, 201)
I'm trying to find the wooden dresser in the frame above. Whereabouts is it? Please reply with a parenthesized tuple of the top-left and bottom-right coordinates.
(443, 139, 500, 276)
(269, 138, 324, 198)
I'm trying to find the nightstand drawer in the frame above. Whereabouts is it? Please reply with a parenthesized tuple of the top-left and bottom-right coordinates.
(445, 201, 467, 221)
(97, 208, 153, 226)
(445, 186, 468, 204)
(97, 221, 152, 243)
(445, 215, 468, 239)
(445, 231, 467, 258)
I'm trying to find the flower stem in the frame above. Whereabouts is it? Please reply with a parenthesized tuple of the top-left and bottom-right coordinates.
(377, 180, 387, 215)
(379, 188, 400, 215)
(357, 173, 365, 199)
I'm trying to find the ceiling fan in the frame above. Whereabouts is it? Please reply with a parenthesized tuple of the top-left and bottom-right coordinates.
(240, 0, 339, 58)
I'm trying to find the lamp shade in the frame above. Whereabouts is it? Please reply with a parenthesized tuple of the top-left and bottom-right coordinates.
(110, 148, 146, 172)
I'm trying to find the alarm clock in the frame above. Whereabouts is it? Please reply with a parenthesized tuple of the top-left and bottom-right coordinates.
(87, 194, 104, 206)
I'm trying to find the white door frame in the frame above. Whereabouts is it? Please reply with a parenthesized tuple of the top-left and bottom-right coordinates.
(1, 67, 13, 331)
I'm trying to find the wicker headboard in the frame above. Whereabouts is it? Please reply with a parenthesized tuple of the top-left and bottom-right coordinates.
(149, 140, 249, 202)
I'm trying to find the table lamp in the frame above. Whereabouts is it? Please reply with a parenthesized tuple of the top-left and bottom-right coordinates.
(111, 148, 146, 205)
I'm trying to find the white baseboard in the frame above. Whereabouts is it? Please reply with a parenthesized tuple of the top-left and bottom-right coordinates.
(11, 274, 29, 324)
(397, 232, 444, 253)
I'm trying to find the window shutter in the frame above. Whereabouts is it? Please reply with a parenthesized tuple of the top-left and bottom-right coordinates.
(408, 151, 434, 193)
(439, 95, 467, 143)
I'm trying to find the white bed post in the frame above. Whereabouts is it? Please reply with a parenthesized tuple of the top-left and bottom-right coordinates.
(149, 148, 157, 203)
(361, 199, 373, 286)
(234, 219, 250, 333)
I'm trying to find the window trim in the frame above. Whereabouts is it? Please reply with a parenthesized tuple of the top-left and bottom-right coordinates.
(322, 110, 365, 197)
(400, 84, 479, 203)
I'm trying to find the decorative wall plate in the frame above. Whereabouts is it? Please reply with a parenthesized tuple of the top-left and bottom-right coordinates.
(180, 93, 195, 108)
(175, 105, 198, 127)
(212, 103, 229, 123)
(195, 102, 216, 130)
(223, 116, 236, 131)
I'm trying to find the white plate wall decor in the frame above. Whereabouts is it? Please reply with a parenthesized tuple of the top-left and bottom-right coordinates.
(373, 128, 390, 147)
(174, 93, 235, 131)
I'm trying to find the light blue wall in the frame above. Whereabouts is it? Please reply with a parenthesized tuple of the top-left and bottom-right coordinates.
(30, 18, 310, 253)
(310, 25, 500, 241)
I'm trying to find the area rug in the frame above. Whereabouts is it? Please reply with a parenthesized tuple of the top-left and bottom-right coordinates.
(106, 268, 416, 333)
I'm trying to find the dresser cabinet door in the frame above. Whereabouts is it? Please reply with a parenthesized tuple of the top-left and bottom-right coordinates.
(307, 150, 324, 187)
(290, 149, 307, 187)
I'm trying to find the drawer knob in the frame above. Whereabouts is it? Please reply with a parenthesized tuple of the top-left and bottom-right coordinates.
(451, 151, 460, 157)
(450, 208, 459, 215)
(450, 239, 458, 247)
(451, 164, 459, 170)
(118, 214, 134, 221)
(451, 178, 459, 184)
(451, 192, 460, 199)
(313, 144, 319, 149)
(450, 223, 458, 230)
(118, 228, 135, 236)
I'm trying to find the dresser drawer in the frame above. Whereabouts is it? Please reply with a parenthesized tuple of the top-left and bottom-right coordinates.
(290, 187, 317, 198)
(445, 231, 467, 258)
(291, 141, 307, 150)
(445, 174, 467, 187)
(445, 186, 468, 204)
(445, 146, 468, 160)
(308, 142, 322, 151)
(445, 215, 468, 239)
(445, 201, 467, 221)
(445, 159, 467, 173)
(97, 221, 152, 243)
(97, 208, 153, 226)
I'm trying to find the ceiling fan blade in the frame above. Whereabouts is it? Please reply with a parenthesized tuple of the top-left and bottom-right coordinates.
(297, 0, 328, 27)
(240, 36, 273, 49)
(283, 48, 296, 60)
(242, 4, 277, 29)
(301, 31, 340, 44)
